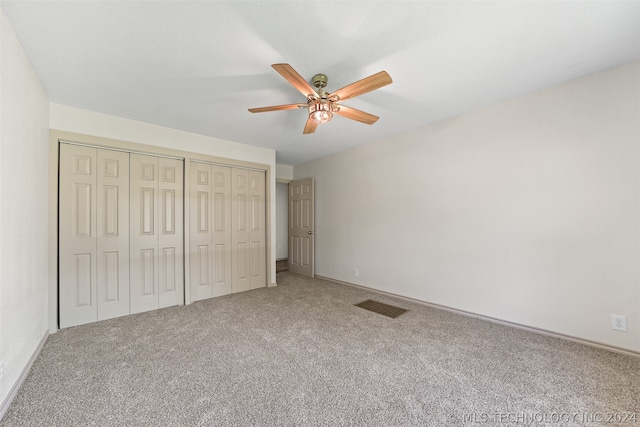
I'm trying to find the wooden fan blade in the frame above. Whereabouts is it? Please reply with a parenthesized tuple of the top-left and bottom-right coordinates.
(272, 64, 318, 99)
(248, 103, 307, 113)
(303, 118, 318, 134)
(333, 105, 379, 125)
(328, 71, 392, 102)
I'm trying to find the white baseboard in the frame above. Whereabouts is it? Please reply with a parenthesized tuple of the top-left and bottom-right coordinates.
(316, 275, 640, 358)
(0, 330, 49, 421)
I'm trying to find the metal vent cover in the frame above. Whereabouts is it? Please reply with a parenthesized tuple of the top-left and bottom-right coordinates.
(354, 299, 407, 319)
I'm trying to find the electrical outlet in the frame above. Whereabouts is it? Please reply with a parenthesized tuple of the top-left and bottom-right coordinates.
(612, 315, 628, 332)
(353, 268, 359, 278)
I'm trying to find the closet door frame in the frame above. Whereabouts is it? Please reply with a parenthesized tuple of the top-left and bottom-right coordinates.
(50, 132, 274, 331)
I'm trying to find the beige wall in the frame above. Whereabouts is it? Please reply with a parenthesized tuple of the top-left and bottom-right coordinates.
(276, 164, 293, 181)
(295, 61, 640, 353)
(0, 9, 50, 407)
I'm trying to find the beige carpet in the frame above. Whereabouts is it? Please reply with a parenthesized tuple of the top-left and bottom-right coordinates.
(2, 272, 638, 426)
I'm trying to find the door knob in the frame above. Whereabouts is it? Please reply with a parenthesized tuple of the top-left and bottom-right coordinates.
(307, 231, 315, 235)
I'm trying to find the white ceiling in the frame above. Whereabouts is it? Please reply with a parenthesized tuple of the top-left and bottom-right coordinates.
(3, 1, 640, 165)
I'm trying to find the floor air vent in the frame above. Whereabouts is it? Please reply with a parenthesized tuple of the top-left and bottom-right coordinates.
(354, 300, 407, 318)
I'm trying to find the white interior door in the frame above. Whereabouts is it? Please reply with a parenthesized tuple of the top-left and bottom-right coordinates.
(96, 149, 130, 321)
(289, 178, 314, 277)
(59, 144, 98, 327)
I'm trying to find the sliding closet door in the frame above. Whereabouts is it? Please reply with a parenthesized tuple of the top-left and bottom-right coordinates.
(232, 169, 266, 293)
(59, 144, 98, 328)
(158, 157, 184, 308)
(189, 163, 232, 301)
(96, 149, 130, 320)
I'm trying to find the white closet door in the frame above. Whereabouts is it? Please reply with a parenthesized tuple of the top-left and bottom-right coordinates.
(189, 163, 232, 301)
(232, 169, 265, 292)
(158, 157, 184, 308)
(59, 144, 98, 328)
(96, 149, 130, 320)
(130, 154, 160, 314)
(248, 170, 266, 290)
(61, 145, 184, 326)
(211, 165, 232, 296)
(232, 169, 251, 293)
(189, 162, 213, 301)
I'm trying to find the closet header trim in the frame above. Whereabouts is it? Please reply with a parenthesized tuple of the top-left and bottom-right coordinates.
(190, 159, 265, 173)
(59, 140, 184, 161)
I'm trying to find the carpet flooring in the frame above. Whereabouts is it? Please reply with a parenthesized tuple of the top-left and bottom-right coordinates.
(2, 272, 639, 426)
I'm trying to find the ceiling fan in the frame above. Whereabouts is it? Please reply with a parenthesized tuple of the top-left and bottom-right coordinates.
(248, 64, 392, 134)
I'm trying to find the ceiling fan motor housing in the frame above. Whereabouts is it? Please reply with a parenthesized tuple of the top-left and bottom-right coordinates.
(312, 74, 328, 90)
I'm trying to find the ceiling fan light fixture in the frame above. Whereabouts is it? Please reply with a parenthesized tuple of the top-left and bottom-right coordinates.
(309, 98, 333, 124)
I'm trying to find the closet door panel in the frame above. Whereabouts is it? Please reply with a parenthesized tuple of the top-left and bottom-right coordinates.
(232, 169, 251, 293)
(96, 149, 130, 320)
(189, 163, 213, 301)
(211, 165, 232, 297)
(59, 144, 98, 328)
(158, 157, 184, 308)
(249, 170, 266, 290)
(130, 154, 160, 314)
(189, 162, 232, 301)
